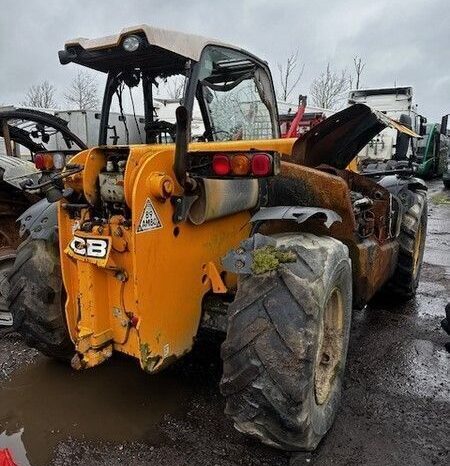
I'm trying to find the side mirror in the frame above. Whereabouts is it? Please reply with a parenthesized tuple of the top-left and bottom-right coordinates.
(419, 116, 427, 136)
(441, 115, 448, 135)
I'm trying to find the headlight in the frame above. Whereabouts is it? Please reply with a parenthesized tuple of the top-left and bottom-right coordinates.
(123, 35, 141, 52)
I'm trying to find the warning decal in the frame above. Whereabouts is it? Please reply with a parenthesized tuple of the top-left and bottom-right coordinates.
(137, 198, 163, 232)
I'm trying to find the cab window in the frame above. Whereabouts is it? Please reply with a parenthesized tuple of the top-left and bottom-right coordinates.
(196, 46, 278, 141)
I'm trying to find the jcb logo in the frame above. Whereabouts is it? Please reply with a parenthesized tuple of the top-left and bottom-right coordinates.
(69, 236, 109, 258)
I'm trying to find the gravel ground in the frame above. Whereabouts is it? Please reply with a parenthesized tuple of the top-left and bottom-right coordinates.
(0, 332, 37, 381)
(0, 181, 449, 466)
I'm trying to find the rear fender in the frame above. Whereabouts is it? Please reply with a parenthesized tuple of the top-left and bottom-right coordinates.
(251, 206, 342, 229)
(18, 198, 58, 242)
(378, 175, 427, 211)
(222, 207, 342, 275)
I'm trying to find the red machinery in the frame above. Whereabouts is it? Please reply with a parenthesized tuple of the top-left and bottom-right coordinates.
(280, 95, 327, 138)
(0, 450, 17, 466)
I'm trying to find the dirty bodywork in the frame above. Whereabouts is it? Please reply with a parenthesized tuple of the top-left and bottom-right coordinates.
(42, 25, 283, 371)
(34, 104, 419, 369)
(254, 104, 424, 307)
(19, 26, 422, 367)
(15, 27, 420, 371)
(8, 24, 431, 455)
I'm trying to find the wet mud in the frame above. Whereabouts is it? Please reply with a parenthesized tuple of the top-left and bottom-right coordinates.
(1, 180, 449, 465)
(0, 354, 194, 465)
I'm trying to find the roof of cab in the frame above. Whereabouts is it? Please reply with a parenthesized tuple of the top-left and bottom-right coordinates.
(64, 24, 238, 62)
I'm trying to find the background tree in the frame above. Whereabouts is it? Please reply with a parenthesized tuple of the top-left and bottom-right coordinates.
(165, 76, 185, 99)
(22, 81, 57, 108)
(350, 55, 366, 90)
(277, 49, 304, 102)
(64, 71, 99, 110)
(310, 63, 349, 109)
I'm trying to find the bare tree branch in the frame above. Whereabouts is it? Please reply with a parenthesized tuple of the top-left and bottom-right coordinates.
(22, 81, 57, 108)
(310, 63, 349, 109)
(64, 71, 99, 110)
(352, 56, 366, 90)
(277, 49, 304, 101)
(166, 76, 185, 99)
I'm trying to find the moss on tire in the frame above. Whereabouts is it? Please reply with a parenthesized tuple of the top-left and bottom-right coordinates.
(220, 233, 353, 451)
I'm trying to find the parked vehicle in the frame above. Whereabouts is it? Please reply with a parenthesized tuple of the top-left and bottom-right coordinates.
(9, 25, 427, 451)
(0, 107, 86, 325)
(348, 87, 429, 172)
(279, 95, 329, 137)
(416, 115, 449, 179)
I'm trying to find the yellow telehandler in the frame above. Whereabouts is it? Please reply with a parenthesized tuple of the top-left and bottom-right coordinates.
(9, 25, 427, 451)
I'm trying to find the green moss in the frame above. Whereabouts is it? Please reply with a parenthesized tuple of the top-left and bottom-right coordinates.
(431, 193, 450, 205)
(251, 246, 297, 275)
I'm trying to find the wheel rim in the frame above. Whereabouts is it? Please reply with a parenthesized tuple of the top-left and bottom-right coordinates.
(314, 287, 345, 405)
(413, 220, 424, 276)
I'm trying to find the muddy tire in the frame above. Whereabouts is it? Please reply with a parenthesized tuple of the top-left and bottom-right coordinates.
(0, 248, 16, 327)
(8, 238, 74, 360)
(385, 190, 427, 300)
(220, 234, 352, 451)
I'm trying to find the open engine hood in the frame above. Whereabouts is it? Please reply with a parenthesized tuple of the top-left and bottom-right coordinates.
(291, 103, 419, 169)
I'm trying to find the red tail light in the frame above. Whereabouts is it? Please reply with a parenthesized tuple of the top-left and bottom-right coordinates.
(34, 152, 54, 170)
(212, 154, 231, 176)
(251, 153, 272, 176)
(34, 154, 46, 170)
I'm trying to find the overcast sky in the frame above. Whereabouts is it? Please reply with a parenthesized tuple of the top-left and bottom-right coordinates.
(0, 0, 448, 120)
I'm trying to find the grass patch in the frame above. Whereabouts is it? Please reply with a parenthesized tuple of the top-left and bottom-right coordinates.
(431, 192, 450, 205)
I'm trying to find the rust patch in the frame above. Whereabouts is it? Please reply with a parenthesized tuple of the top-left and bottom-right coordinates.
(265, 161, 396, 306)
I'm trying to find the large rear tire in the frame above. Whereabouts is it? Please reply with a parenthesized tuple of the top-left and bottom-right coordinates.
(0, 212, 29, 328)
(8, 238, 74, 360)
(385, 190, 427, 300)
(220, 234, 352, 451)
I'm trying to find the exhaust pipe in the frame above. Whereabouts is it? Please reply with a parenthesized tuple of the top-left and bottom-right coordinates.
(173, 105, 189, 188)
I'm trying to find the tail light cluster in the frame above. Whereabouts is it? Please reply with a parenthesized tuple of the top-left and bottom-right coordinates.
(211, 152, 277, 177)
(34, 151, 74, 171)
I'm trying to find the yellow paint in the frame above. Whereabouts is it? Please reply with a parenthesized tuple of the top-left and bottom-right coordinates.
(59, 139, 296, 372)
(206, 262, 227, 294)
(347, 157, 359, 173)
(57, 134, 371, 371)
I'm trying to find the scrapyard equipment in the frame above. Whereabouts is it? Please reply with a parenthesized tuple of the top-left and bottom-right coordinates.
(416, 115, 449, 179)
(347, 87, 435, 175)
(0, 449, 18, 466)
(279, 95, 328, 138)
(0, 107, 87, 325)
(9, 25, 428, 451)
(0, 104, 150, 326)
(442, 114, 450, 189)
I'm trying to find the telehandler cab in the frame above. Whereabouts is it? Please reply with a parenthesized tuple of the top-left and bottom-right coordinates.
(9, 25, 427, 451)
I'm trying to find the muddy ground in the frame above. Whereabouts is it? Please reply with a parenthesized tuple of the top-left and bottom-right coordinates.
(0, 180, 449, 466)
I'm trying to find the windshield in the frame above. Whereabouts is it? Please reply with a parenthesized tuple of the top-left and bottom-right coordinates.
(100, 69, 187, 145)
(196, 46, 278, 141)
